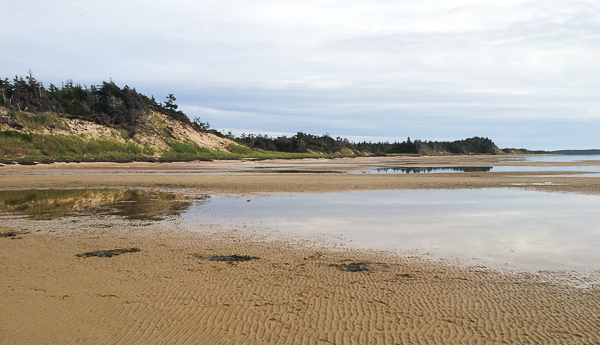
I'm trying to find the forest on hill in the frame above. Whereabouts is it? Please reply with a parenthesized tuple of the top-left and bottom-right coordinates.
(0, 72, 210, 135)
(232, 133, 499, 155)
(2, 74, 501, 161)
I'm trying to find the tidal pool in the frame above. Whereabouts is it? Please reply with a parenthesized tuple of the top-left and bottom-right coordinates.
(3, 188, 599, 273)
(0, 189, 200, 221)
(183, 189, 600, 271)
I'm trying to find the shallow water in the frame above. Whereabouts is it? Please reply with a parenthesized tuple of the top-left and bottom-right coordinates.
(511, 155, 600, 163)
(3, 188, 600, 272)
(355, 166, 493, 174)
(355, 165, 600, 174)
(0, 189, 200, 220)
(183, 189, 600, 271)
(491, 166, 600, 172)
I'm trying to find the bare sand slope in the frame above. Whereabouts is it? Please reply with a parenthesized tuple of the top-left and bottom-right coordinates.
(1, 222, 599, 345)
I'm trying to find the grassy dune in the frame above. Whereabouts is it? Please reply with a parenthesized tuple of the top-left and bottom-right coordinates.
(0, 130, 355, 162)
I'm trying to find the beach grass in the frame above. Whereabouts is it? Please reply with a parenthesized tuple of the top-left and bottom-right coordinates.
(0, 130, 357, 162)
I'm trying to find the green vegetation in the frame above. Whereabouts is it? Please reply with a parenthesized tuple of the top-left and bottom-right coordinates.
(0, 130, 146, 160)
(0, 129, 354, 161)
(163, 141, 352, 160)
(232, 132, 353, 154)
(232, 133, 499, 156)
(502, 148, 549, 154)
(2, 111, 67, 130)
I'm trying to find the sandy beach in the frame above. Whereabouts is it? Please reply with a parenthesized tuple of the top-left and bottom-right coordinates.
(1, 156, 600, 344)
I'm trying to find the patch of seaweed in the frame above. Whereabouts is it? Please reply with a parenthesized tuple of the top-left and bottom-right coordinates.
(207, 255, 260, 262)
(76, 247, 140, 258)
(330, 262, 372, 272)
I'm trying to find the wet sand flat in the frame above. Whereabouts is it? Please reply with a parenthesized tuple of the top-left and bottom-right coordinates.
(1, 156, 600, 196)
(1, 156, 600, 344)
(1, 221, 599, 345)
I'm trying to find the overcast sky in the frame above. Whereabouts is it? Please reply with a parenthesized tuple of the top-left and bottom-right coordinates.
(2, 0, 599, 149)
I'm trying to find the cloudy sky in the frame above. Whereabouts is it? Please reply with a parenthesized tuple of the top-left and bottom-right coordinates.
(2, 0, 599, 149)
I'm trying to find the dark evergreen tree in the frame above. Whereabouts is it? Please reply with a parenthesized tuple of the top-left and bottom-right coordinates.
(164, 94, 178, 111)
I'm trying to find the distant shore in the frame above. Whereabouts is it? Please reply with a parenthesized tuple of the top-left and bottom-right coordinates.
(1, 155, 600, 196)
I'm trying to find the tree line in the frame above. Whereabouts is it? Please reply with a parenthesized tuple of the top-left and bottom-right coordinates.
(231, 133, 497, 155)
(231, 132, 354, 153)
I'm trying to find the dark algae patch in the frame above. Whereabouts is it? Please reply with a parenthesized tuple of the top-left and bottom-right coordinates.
(330, 262, 372, 272)
(77, 247, 140, 258)
(0, 229, 29, 239)
(207, 255, 260, 262)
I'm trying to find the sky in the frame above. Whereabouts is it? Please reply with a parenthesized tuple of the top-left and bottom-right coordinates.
(1, 0, 599, 150)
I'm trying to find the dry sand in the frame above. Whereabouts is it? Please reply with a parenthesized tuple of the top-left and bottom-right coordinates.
(1, 156, 600, 344)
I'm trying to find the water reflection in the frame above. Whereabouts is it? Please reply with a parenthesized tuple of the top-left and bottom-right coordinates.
(183, 190, 600, 271)
(366, 166, 493, 174)
(0, 189, 202, 220)
(357, 165, 600, 174)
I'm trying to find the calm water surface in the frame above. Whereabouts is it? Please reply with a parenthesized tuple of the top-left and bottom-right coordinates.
(355, 155, 600, 174)
(183, 189, 600, 271)
(355, 166, 492, 174)
(357, 165, 600, 174)
(0, 189, 200, 220)
(3, 188, 599, 272)
(512, 155, 600, 163)
(492, 166, 600, 173)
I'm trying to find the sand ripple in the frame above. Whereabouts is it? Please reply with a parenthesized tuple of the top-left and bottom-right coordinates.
(1, 218, 599, 344)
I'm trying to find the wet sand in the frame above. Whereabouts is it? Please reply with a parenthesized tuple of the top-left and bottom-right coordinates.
(1, 156, 600, 344)
(2, 220, 599, 344)
(1, 155, 600, 195)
